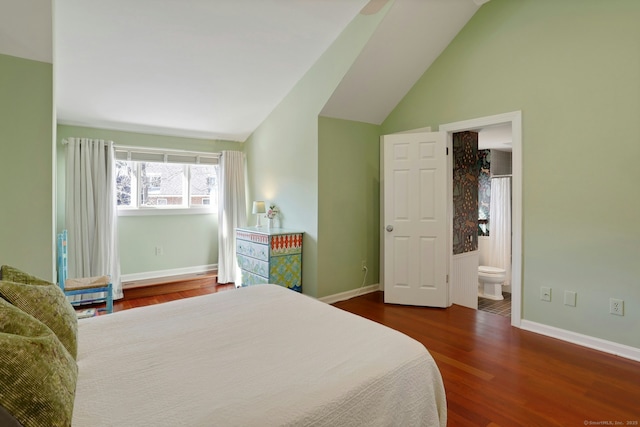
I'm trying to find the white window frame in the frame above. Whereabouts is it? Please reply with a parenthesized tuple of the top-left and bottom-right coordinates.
(115, 146, 220, 216)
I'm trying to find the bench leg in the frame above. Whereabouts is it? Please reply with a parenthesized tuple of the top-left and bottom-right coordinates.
(106, 284, 114, 313)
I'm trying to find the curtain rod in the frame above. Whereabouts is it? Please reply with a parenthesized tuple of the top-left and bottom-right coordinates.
(115, 144, 220, 158)
(61, 139, 220, 158)
(491, 174, 512, 178)
(61, 138, 115, 146)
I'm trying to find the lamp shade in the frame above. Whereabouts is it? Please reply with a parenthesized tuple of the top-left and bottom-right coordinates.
(252, 201, 266, 214)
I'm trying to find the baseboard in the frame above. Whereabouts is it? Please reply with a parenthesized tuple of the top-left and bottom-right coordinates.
(520, 320, 640, 363)
(318, 283, 381, 304)
(121, 264, 217, 284)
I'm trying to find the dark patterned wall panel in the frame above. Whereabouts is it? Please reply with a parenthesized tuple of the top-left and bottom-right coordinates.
(452, 131, 478, 255)
(478, 149, 491, 236)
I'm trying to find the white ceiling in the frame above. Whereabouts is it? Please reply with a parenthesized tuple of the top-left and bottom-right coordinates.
(54, 0, 370, 141)
(321, 0, 480, 124)
(0, 0, 52, 63)
(2, 0, 486, 142)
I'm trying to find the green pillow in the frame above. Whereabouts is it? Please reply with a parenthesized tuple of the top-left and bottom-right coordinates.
(0, 281, 78, 359)
(0, 265, 54, 287)
(0, 298, 78, 427)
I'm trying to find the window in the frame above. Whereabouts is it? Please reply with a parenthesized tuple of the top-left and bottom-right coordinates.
(115, 147, 219, 214)
(190, 165, 217, 207)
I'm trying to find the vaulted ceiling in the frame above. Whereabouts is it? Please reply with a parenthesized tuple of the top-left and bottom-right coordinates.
(1, 0, 487, 142)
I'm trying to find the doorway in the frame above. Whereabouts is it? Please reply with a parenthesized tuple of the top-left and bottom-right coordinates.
(477, 124, 512, 316)
(440, 111, 522, 327)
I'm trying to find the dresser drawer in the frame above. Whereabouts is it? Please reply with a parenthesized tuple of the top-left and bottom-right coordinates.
(236, 229, 270, 245)
(270, 254, 302, 292)
(269, 234, 302, 256)
(237, 254, 269, 277)
(236, 239, 269, 261)
(240, 270, 269, 287)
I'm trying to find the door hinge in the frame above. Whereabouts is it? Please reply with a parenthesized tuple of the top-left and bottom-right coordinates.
(446, 274, 449, 283)
(446, 147, 449, 155)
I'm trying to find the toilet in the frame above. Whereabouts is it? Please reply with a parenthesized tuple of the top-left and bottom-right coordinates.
(478, 265, 507, 300)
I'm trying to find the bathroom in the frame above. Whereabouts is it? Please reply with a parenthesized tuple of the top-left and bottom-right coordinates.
(478, 142, 512, 316)
(451, 125, 512, 316)
(477, 138, 512, 316)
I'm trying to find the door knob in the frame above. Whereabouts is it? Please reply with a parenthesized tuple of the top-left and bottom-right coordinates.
(386, 225, 394, 232)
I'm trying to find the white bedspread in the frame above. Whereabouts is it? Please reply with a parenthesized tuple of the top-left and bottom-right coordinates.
(73, 284, 446, 426)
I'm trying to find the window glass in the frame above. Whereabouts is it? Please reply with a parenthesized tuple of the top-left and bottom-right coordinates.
(116, 160, 134, 207)
(116, 160, 218, 212)
(140, 162, 185, 206)
(190, 165, 217, 207)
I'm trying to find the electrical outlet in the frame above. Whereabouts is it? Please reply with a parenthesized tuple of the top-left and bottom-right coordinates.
(564, 291, 577, 307)
(540, 286, 551, 302)
(361, 260, 367, 271)
(609, 298, 624, 316)
(155, 246, 163, 256)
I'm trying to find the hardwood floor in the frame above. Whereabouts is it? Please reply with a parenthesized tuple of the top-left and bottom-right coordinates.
(113, 284, 640, 426)
(334, 292, 640, 427)
(114, 279, 234, 311)
(118, 271, 228, 307)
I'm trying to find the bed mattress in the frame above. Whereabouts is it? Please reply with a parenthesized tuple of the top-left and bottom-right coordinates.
(73, 284, 446, 426)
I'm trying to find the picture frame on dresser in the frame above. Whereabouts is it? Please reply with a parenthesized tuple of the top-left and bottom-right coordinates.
(235, 227, 303, 292)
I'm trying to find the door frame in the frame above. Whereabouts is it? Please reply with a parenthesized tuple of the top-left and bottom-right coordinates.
(440, 111, 522, 327)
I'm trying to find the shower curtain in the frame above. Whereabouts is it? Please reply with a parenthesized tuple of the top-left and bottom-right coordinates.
(489, 177, 511, 287)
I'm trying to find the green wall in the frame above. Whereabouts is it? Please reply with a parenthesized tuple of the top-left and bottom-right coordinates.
(56, 125, 241, 276)
(0, 54, 54, 280)
(318, 117, 381, 296)
(117, 214, 218, 274)
(245, 5, 390, 298)
(383, 0, 640, 348)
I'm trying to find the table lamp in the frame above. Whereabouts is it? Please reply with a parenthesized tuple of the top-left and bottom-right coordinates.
(252, 201, 266, 227)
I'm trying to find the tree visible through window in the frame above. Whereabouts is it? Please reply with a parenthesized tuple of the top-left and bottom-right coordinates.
(116, 161, 133, 207)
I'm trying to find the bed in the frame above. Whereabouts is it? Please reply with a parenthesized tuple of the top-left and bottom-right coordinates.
(74, 284, 446, 426)
(0, 266, 446, 427)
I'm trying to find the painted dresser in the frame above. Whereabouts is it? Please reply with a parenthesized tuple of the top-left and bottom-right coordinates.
(235, 227, 303, 292)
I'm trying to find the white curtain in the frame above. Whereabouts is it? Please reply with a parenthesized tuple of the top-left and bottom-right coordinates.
(488, 177, 511, 287)
(65, 138, 122, 299)
(217, 151, 247, 284)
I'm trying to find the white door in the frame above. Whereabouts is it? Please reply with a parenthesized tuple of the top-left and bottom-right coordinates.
(382, 131, 448, 307)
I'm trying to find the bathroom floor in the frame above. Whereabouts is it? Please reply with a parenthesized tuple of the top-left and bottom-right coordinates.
(478, 292, 511, 317)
